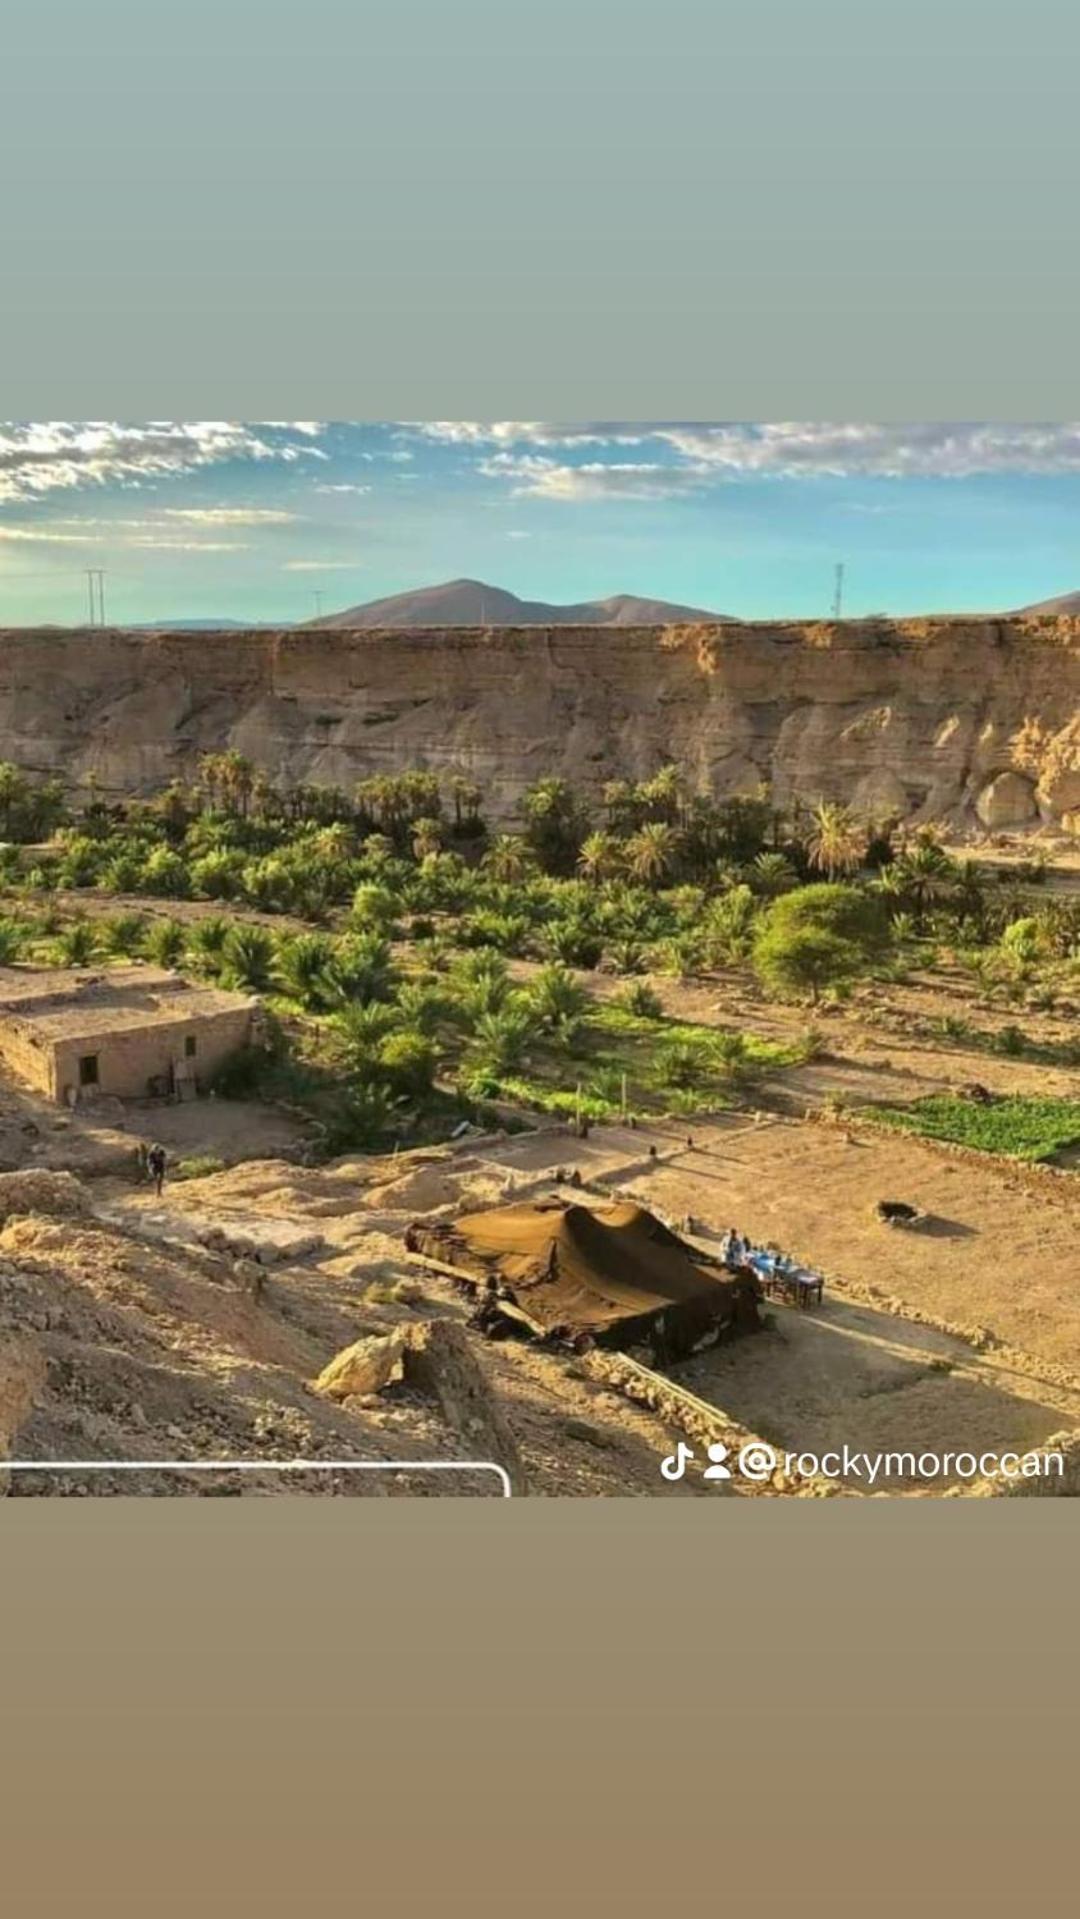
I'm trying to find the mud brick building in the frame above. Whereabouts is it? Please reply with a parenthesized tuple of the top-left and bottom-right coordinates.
(0, 965, 256, 1105)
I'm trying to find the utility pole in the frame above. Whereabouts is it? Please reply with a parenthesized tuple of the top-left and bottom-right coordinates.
(832, 562, 845, 620)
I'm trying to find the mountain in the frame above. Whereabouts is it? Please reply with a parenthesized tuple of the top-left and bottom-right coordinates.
(128, 619, 266, 631)
(1016, 591, 1080, 615)
(306, 577, 728, 628)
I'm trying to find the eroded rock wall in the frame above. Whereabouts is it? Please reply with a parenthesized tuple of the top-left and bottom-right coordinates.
(1, 616, 1078, 827)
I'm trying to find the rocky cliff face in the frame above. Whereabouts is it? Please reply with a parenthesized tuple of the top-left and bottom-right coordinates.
(1, 617, 1078, 829)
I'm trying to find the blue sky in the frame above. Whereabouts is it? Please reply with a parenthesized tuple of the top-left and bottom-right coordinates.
(1, 421, 1079, 624)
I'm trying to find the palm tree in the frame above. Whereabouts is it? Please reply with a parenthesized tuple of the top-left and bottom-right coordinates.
(577, 831, 622, 883)
(806, 802, 866, 881)
(485, 835, 533, 884)
(0, 762, 28, 840)
(638, 764, 682, 822)
(751, 851, 798, 897)
(276, 932, 336, 1009)
(54, 920, 98, 967)
(891, 840, 956, 926)
(0, 917, 25, 965)
(624, 821, 679, 886)
(411, 816, 444, 862)
(469, 1003, 539, 1076)
(450, 775, 483, 827)
(220, 924, 276, 993)
(528, 963, 587, 1035)
(185, 915, 231, 975)
(143, 918, 187, 968)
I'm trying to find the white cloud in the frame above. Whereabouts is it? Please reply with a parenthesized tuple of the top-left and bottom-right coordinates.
(160, 507, 299, 526)
(124, 538, 251, 552)
(506, 529, 532, 539)
(0, 421, 325, 505)
(653, 423, 1080, 477)
(283, 560, 364, 572)
(479, 453, 701, 502)
(409, 419, 1080, 482)
(315, 483, 373, 496)
(0, 525, 97, 545)
(408, 422, 643, 448)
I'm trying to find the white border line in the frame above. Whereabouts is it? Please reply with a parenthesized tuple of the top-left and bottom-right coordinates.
(2, 1459, 513, 1497)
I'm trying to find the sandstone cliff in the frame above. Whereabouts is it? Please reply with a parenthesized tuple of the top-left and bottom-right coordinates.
(1, 616, 1078, 829)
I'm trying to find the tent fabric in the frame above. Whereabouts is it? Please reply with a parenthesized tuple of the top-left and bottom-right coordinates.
(405, 1198, 761, 1353)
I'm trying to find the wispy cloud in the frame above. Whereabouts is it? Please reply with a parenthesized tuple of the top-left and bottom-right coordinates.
(0, 521, 248, 552)
(0, 525, 97, 545)
(159, 507, 299, 526)
(479, 453, 700, 502)
(409, 420, 1080, 483)
(283, 560, 364, 572)
(408, 422, 646, 449)
(0, 422, 326, 506)
(314, 483, 373, 496)
(124, 538, 251, 552)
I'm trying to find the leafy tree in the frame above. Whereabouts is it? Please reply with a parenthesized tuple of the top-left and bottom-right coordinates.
(753, 923, 863, 1005)
(753, 882, 888, 1002)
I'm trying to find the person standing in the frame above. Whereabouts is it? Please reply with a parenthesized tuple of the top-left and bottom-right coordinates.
(146, 1142, 167, 1197)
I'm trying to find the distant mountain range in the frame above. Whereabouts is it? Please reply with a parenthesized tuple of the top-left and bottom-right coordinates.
(305, 577, 729, 629)
(1015, 590, 1080, 615)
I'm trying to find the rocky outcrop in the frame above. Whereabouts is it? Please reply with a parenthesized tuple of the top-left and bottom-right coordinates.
(1, 616, 1078, 827)
(974, 771, 1038, 829)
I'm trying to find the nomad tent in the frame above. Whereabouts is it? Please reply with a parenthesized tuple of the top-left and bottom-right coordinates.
(404, 1197, 762, 1361)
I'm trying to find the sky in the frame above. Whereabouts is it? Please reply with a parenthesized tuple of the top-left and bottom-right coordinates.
(1, 421, 1079, 625)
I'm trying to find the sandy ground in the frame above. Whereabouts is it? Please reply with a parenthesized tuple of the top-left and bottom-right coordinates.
(473, 1117, 1080, 1371)
(82, 1113, 1080, 1496)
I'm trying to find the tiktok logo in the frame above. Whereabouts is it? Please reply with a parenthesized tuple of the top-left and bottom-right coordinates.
(659, 1441, 733, 1482)
(660, 1442, 694, 1481)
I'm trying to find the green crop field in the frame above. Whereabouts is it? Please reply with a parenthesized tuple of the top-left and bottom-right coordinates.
(873, 1095, 1080, 1163)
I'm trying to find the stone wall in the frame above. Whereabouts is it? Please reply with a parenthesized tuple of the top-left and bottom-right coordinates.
(50, 1004, 253, 1104)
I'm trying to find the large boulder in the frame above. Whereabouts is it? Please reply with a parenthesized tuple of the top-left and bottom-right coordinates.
(852, 768, 910, 820)
(312, 1330, 408, 1400)
(974, 771, 1037, 829)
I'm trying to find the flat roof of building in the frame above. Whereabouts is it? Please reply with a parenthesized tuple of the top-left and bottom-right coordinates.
(0, 965, 255, 1044)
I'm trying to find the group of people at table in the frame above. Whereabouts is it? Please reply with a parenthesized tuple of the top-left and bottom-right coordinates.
(718, 1228, 825, 1309)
